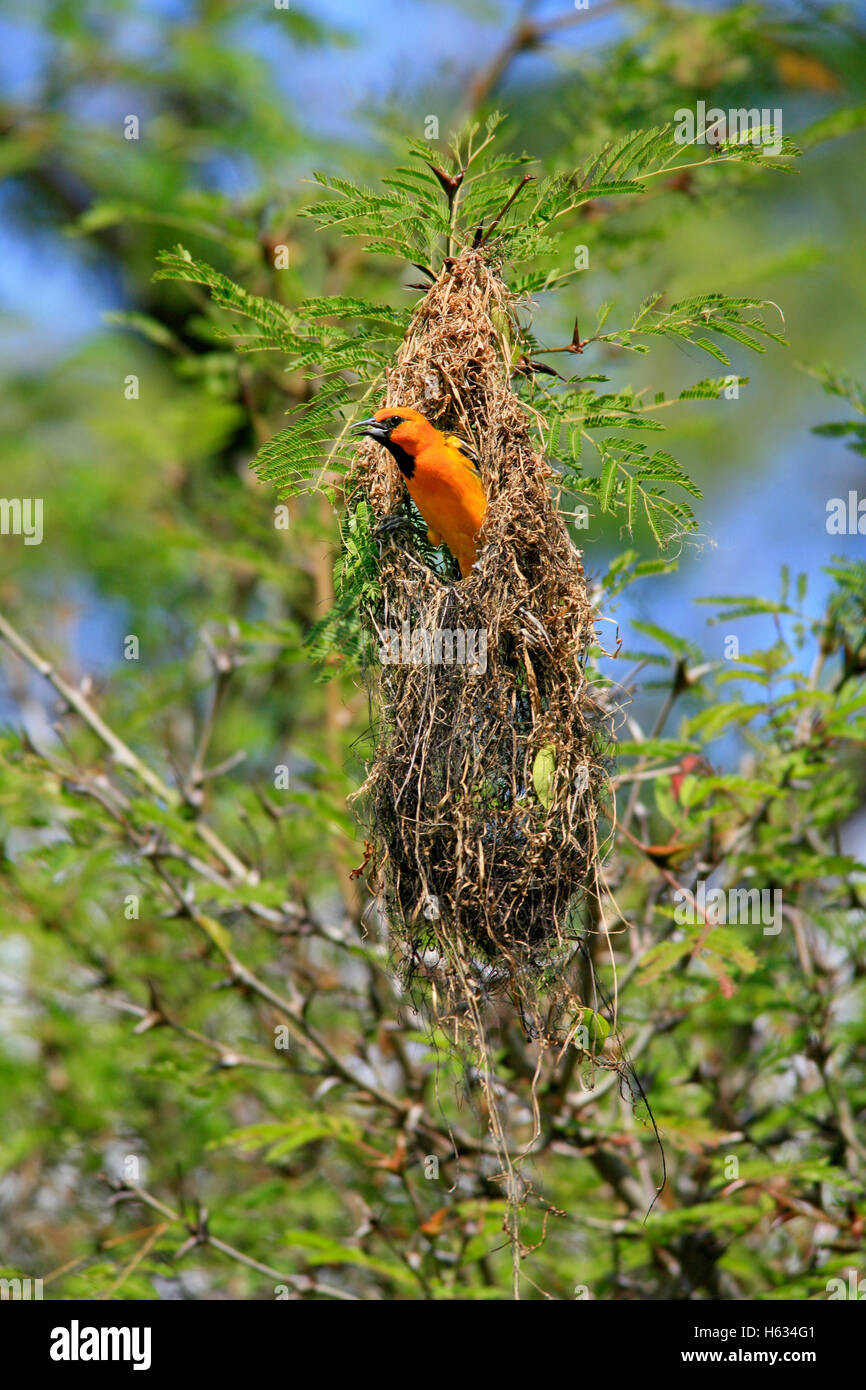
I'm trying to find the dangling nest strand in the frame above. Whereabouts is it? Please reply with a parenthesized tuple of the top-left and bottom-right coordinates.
(349, 248, 609, 1024)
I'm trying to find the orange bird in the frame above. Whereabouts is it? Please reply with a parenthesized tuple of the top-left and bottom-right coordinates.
(352, 407, 487, 578)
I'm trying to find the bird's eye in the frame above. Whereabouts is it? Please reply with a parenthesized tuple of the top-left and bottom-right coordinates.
(387, 415, 402, 427)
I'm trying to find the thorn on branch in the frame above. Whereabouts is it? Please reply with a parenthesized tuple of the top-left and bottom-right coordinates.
(515, 18, 541, 52)
(424, 163, 465, 199)
(513, 356, 562, 379)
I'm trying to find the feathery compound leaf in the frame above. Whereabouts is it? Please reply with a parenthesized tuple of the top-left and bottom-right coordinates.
(305, 502, 381, 675)
(252, 380, 360, 497)
(303, 171, 439, 262)
(155, 245, 308, 353)
(296, 297, 410, 334)
(590, 293, 787, 361)
(678, 376, 748, 399)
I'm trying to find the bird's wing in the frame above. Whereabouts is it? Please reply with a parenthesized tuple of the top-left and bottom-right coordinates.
(443, 434, 481, 478)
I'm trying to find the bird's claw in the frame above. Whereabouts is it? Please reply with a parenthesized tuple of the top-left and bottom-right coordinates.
(374, 513, 412, 540)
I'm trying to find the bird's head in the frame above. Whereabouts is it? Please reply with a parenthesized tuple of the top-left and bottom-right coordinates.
(351, 407, 434, 455)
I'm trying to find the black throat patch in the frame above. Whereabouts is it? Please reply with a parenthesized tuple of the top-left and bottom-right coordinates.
(383, 438, 415, 479)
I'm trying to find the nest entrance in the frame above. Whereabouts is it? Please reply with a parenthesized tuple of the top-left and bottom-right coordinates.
(350, 249, 609, 1031)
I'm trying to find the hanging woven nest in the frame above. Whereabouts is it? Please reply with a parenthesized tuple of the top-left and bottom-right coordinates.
(348, 248, 610, 1023)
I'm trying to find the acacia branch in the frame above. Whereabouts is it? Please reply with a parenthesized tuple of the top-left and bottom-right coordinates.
(0, 610, 251, 883)
(106, 1180, 359, 1301)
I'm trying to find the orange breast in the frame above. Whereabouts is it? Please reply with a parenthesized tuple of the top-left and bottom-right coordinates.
(406, 442, 487, 576)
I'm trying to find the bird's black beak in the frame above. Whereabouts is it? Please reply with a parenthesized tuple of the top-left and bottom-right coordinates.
(351, 416, 390, 443)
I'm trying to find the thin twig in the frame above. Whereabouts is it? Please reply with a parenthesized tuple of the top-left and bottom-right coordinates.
(109, 1181, 359, 1300)
(0, 611, 252, 883)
